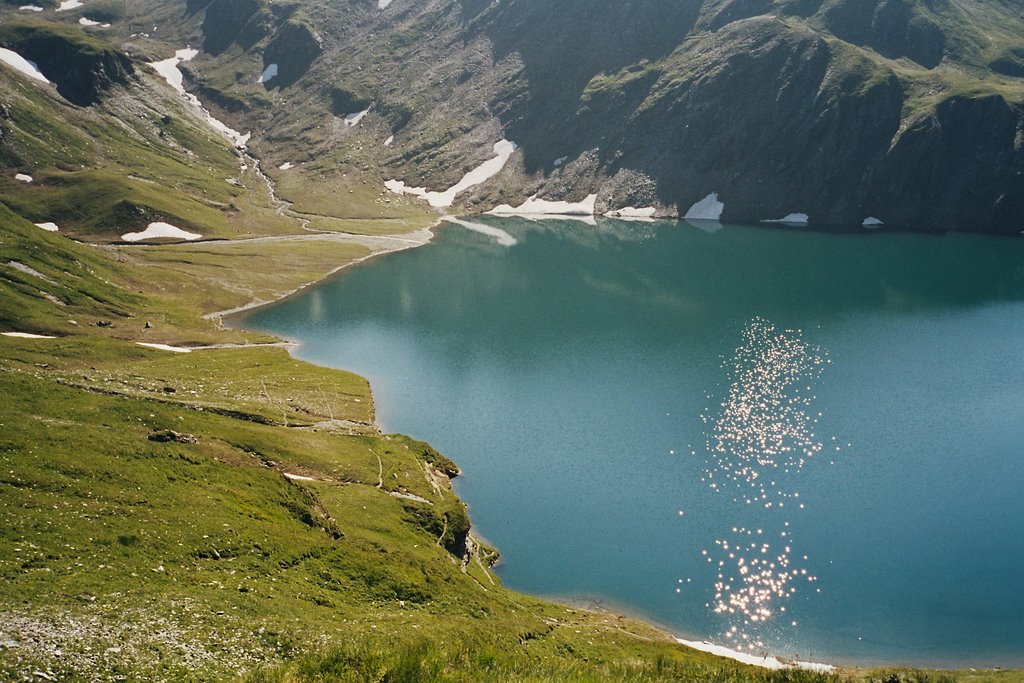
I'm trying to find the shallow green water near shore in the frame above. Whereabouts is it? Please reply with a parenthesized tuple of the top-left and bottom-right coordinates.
(241, 218, 1024, 667)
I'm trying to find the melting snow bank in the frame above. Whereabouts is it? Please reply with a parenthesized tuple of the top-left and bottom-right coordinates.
(344, 109, 369, 127)
(148, 48, 251, 148)
(278, 162, 294, 170)
(604, 206, 656, 221)
(675, 639, 834, 673)
(684, 193, 724, 221)
(19, 5, 44, 11)
(14, 173, 34, 182)
(443, 216, 516, 247)
(259, 63, 277, 84)
(3, 332, 57, 339)
(0, 49, 49, 84)
(385, 140, 517, 208)
(135, 342, 192, 353)
(283, 473, 317, 482)
(78, 17, 109, 27)
(148, 48, 198, 92)
(34, 222, 59, 232)
(763, 213, 809, 225)
(121, 222, 202, 242)
(55, 0, 82, 10)
(489, 193, 597, 217)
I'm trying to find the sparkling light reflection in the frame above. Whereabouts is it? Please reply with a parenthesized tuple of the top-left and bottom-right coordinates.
(686, 318, 837, 651)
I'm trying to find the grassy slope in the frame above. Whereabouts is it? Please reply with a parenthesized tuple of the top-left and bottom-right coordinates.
(0, 159, 1019, 683)
(0, 28, 840, 677)
(0, 198, 836, 683)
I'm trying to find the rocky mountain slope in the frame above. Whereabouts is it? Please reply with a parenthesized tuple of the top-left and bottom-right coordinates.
(3, 0, 1024, 232)
(100, 0, 1024, 232)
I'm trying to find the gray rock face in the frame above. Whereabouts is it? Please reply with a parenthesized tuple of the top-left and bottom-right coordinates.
(867, 95, 1024, 231)
(822, 0, 945, 68)
(201, 0, 270, 55)
(262, 20, 321, 89)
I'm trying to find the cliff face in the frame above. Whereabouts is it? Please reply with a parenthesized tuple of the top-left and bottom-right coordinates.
(0, 21, 134, 106)
(262, 19, 321, 89)
(438, 0, 1024, 231)
(868, 94, 1024, 231)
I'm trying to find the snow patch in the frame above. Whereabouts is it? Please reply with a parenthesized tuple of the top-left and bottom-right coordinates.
(55, 0, 82, 10)
(384, 135, 394, 147)
(283, 473, 317, 482)
(675, 639, 834, 673)
(443, 217, 516, 247)
(684, 193, 724, 221)
(378, 0, 394, 7)
(385, 139, 517, 209)
(14, 173, 34, 182)
(763, 213, 809, 225)
(862, 216, 884, 227)
(34, 222, 59, 232)
(344, 109, 369, 127)
(121, 222, 202, 242)
(489, 193, 597, 217)
(3, 332, 56, 339)
(0, 49, 49, 84)
(604, 206, 656, 220)
(259, 63, 278, 84)
(148, 49, 200, 94)
(79, 17, 99, 25)
(19, 5, 44, 11)
(676, 639, 787, 669)
(135, 342, 192, 353)
(278, 162, 294, 170)
(147, 48, 250, 148)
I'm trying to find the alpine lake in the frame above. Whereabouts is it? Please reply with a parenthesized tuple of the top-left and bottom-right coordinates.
(238, 217, 1024, 668)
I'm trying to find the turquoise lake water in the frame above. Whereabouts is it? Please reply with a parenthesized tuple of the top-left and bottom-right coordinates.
(239, 218, 1024, 667)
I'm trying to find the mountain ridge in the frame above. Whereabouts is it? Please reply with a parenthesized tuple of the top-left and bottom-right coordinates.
(175, 0, 1024, 231)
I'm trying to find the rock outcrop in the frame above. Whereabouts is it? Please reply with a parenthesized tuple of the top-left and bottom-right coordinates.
(262, 19, 321, 89)
(0, 20, 133, 106)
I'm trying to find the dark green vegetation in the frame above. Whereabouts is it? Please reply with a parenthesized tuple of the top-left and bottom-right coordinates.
(0, 7, 1022, 682)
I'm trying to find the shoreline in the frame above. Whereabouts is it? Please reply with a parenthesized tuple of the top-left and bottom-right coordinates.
(203, 225, 438, 322)
(542, 594, 838, 674)
(213, 214, 1011, 677)
(213, 215, 846, 674)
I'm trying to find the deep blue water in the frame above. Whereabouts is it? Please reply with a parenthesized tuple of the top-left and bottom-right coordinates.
(240, 218, 1024, 667)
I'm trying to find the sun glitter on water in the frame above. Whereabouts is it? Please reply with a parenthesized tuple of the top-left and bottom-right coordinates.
(683, 318, 838, 651)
